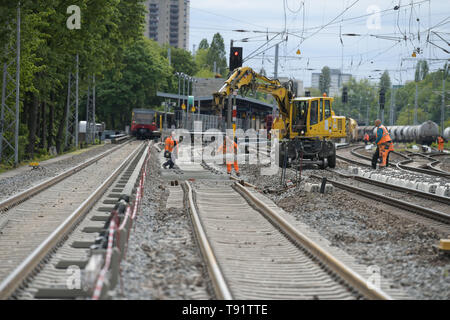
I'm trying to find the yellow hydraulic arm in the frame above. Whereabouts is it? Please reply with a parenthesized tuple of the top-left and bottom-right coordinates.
(212, 67, 293, 120)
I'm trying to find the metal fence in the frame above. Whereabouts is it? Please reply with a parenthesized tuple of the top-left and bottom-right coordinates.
(179, 113, 260, 132)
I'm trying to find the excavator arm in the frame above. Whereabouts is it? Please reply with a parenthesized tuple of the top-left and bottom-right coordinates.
(212, 67, 293, 120)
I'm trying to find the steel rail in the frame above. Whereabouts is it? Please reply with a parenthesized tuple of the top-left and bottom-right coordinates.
(336, 154, 372, 167)
(328, 169, 450, 206)
(396, 159, 450, 178)
(427, 156, 449, 174)
(0, 139, 134, 212)
(335, 146, 372, 167)
(233, 182, 393, 300)
(0, 142, 144, 299)
(229, 175, 257, 188)
(184, 181, 233, 300)
(311, 174, 450, 224)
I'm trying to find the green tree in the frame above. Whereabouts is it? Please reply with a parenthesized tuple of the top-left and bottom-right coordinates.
(198, 38, 209, 50)
(206, 33, 227, 75)
(194, 48, 209, 71)
(379, 70, 391, 93)
(0, 0, 147, 163)
(97, 39, 172, 130)
(162, 44, 197, 76)
(319, 66, 330, 95)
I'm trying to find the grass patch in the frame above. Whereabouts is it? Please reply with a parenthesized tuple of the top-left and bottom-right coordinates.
(0, 142, 104, 175)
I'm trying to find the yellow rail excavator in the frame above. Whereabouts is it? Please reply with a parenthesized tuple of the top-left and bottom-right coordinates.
(212, 67, 347, 169)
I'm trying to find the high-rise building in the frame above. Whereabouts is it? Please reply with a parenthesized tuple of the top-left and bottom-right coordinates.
(311, 69, 351, 97)
(144, 0, 190, 50)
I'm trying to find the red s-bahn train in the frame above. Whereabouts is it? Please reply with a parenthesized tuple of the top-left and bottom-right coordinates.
(131, 109, 161, 139)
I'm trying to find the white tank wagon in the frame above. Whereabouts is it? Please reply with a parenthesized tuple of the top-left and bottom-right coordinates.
(443, 127, 450, 141)
(356, 121, 440, 145)
(416, 120, 439, 145)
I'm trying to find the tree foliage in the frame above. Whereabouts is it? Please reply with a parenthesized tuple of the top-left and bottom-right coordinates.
(97, 39, 172, 129)
(319, 66, 330, 95)
(379, 70, 391, 93)
(162, 44, 197, 76)
(193, 34, 228, 78)
(333, 66, 449, 130)
(0, 1, 183, 165)
(198, 38, 209, 50)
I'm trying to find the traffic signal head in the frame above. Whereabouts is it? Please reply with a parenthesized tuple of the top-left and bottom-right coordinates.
(342, 86, 348, 103)
(229, 47, 243, 71)
(379, 88, 385, 105)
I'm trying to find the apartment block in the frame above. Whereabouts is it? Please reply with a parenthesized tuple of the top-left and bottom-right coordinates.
(311, 69, 351, 97)
(144, 0, 190, 50)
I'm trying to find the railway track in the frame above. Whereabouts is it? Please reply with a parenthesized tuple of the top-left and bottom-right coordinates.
(0, 139, 134, 213)
(184, 179, 405, 300)
(313, 171, 450, 227)
(426, 153, 450, 174)
(335, 144, 372, 167)
(0, 140, 148, 299)
(338, 145, 450, 179)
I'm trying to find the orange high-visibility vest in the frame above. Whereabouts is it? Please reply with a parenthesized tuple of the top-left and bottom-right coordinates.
(376, 125, 392, 145)
(165, 136, 178, 153)
(364, 134, 369, 141)
(438, 136, 444, 144)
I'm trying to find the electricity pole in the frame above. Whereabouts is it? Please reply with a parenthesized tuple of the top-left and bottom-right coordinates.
(0, 3, 20, 166)
(442, 64, 447, 135)
(65, 54, 79, 149)
(414, 82, 418, 125)
(274, 43, 279, 79)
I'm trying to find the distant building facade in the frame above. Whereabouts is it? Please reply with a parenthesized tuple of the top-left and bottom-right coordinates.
(144, 0, 190, 50)
(311, 69, 351, 97)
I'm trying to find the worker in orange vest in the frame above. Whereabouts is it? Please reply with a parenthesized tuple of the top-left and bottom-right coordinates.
(371, 119, 394, 169)
(163, 131, 178, 169)
(437, 135, 445, 152)
(217, 136, 240, 176)
(363, 133, 370, 145)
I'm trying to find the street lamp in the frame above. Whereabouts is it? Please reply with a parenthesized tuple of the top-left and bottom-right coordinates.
(192, 79, 198, 115)
(175, 72, 182, 109)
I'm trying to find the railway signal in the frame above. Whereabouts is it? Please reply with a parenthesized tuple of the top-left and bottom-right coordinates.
(342, 87, 348, 103)
(229, 47, 243, 71)
(379, 88, 385, 109)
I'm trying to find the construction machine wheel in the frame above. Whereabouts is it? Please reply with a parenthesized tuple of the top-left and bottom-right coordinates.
(327, 148, 336, 168)
(327, 142, 336, 168)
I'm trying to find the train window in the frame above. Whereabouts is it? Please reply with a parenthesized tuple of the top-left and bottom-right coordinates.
(134, 112, 155, 124)
(319, 99, 323, 122)
(292, 101, 308, 132)
(310, 100, 318, 125)
(324, 99, 331, 118)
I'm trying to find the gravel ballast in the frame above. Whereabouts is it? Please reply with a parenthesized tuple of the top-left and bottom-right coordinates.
(118, 147, 213, 300)
(235, 161, 450, 300)
(0, 143, 117, 202)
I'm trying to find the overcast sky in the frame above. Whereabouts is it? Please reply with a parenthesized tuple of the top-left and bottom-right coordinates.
(189, 0, 449, 87)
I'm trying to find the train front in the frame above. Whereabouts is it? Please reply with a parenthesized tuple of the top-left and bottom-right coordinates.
(131, 109, 160, 140)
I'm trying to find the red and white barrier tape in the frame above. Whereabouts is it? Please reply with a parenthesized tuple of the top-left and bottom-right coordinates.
(92, 215, 117, 300)
(91, 141, 152, 299)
